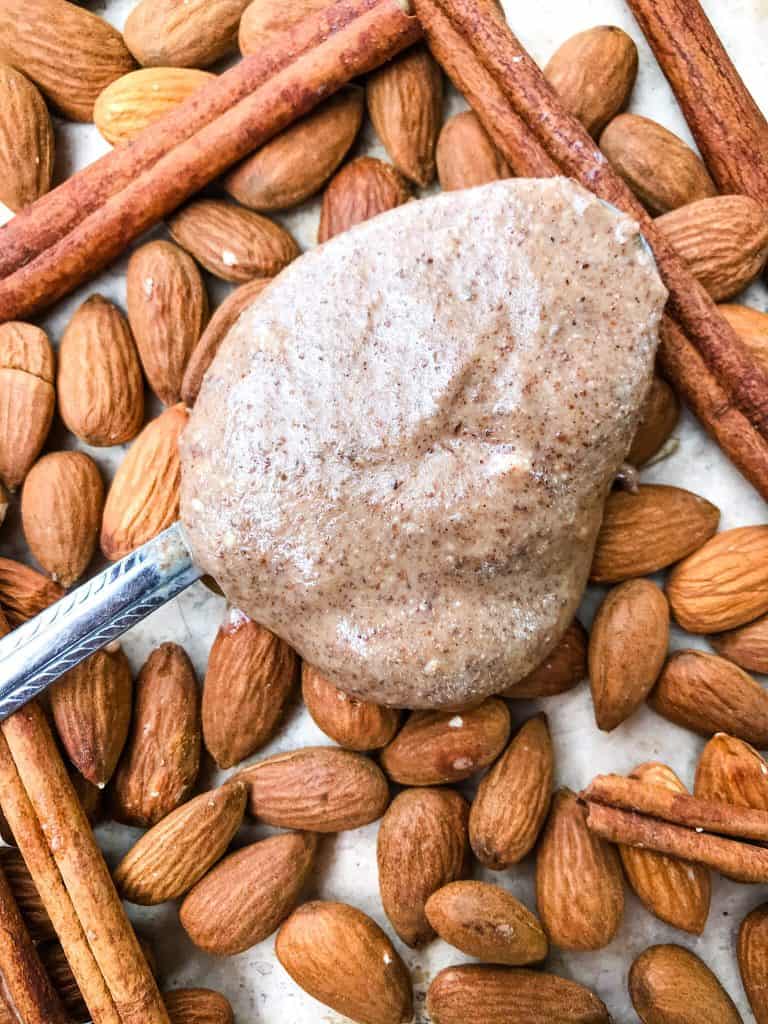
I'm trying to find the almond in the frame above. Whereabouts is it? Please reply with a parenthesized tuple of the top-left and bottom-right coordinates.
(94, 67, 214, 145)
(590, 484, 720, 583)
(0, 321, 55, 491)
(425, 881, 547, 966)
(302, 663, 400, 751)
(436, 110, 510, 191)
(377, 787, 469, 947)
(237, 746, 390, 831)
(224, 87, 364, 211)
(318, 156, 411, 243)
(0, 848, 55, 941)
(164, 989, 234, 1024)
(58, 295, 144, 447)
(21, 451, 103, 587)
(239, 0, 331, 55)
(169, 199, 299, 282)
(0, 0, 135, 121)
(125, 0, 250, 68)
(101, 403, 188, 561)
(656, 194, 768, 301)
(469, 715, 553, 870)
(180, 832, 317, 955)
(0, 482, 8, 530)
(650, 649, 768, 746)
(712, 613, 768, 674)
(695, 733, 768, 810)
(70, 769, 104, 827)
(719, 303, 768, 375)
(0, 557, 63, 626)
(619, 762, 711, 935)
(114, 782, 247, 905)
(739, 903, 768, 1024)
(112, 643, 201, 827)
(127, 240, 208, 405)
(536, 787, 624, 951)
(276, 901, 413, 1024)
(629, 944, 741, 1024)
(544, 26, 638, 137)
(0, 65, 54, 212)
(628, 376, 680, 466)
(667, 525, 768, 633)
(600, 113, 717, 215)
(202, 609, 297, 769)
(502, 620, 587, 699)
(380, 699, 511, 786)
(589, 579, 669, 731)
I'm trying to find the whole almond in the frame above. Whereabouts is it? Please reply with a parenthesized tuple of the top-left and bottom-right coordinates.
(589, 579, 669, 731)
(302, 663, 400, 751)
(169, 199, 299, 282)
(0, 65, 54, 212)
(239, 0, 331, 55)
(112, 643, 201, 827)
(380, 699, 511, 786)
(0, 321, 55, 491)
(0, 557, 63, 626)
(712, 613, 768, 674)
(127, 240, 208, 405)
(544, 26, 638, 137)
(94, 67, 214, 145)
(125, 0, 250, 68)
(180, 832, 317, 955)
(377, 787, 469, 947)
(0, 482, 8, 530)
(71, 769, 104, 827)
(0, 848, 55, 941)
(600, 114, 717, 215)
(739, 903, 768, 1024)
(318, 156, 411, 243)
(667, 525, 768, 633)
(619, 762, 711, 935)
(276, 901, 413, 1024)
(436, 110, 510, 191)
(719, 303, 768, 374)
(114, 782, 247, 905)
(58, 295, 144, 447)
(628, 376, 680, 466)
(590, 484, 720, 583)
(656, 194, 768, 301)
(629, 944, 741, 1024)
(469, 715, 553, 870)
(202, 609, 297, 769)
(101, 403, 188, 561)
(225, 87, 364, 211)
(536, 787, 624, 951)
(164, 989, 234, 1024)
(502, 620, 587, 699)
(695, 733, 768, 810)
(237, 746, 390, 831)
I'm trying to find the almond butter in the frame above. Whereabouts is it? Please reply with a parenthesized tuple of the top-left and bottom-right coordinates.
(238, 0, 331, 55)
(719, 303, 768, 375)
(318, 156, 411, 243)
(302, 663, 400, 751)
(436, 110, 510, 191)
(0, 848, 55, 941)
(94, 67, 214, 145)
(0, 557, 63, 626)
(164, 989, 234, 1024)
(125, 0, 250, 68)
(739, 903, 768, 1024)
(0, 321, 55, 492)
(0, 64, 54, 212)
(712, 613, 768, 674)
(628, 375, 680, 466)
(695, 733, 768, 810)
(502, 620, 587, 699)
(629, 944, 741, 1024)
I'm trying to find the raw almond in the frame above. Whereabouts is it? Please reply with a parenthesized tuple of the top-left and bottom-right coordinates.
(656, 194, 768, 301)
(590, 484, 720, 583)
(0, 321, 55, 492)
(380, 699, 511, 786)
(70, 769, 104, 827)
(224, 87, 364, 211)
(114, 782, 247, 905)
(57, 294, 144, 447)
(0, 65, 54, 212)
(600, 113, 717, 215)
(695, 733, 768, 810)
(127, 240, 208, 405)
(619, 762, 711, 935)
(180, 832, 317, 955)
(666, 525, 768, 633)
(719, 303, 768, 374)
(239, 0, 332, 55)
(0, 483, 8, 530)
(544, 26, 638, 137)
(0, 557, 63, 626)
(712, 613, 768, 673)
(535, 787, 624, 951)
(0, 0, 135, 121)
(49, 644, 133, 787)
(436, 110, 510, 191)
(169, 199, 299, 282)
(276, 901, 413, 1024)
(164, 989, 234, 1024)
(628, 376, 680, 466)
(739, 903, 768, 1024)
(0, 848, 55, 941)
(202, 609, 297, 769)
(302, 663, 400, 751)
(21, 451, 104, 587)
(94, 67, 214, 145)
(125, 0, 250, 68)
(112, 642, 201, 827)
(629, 944, 741, 1024)
(377, 787, 469, 947)
(237, 746, 390, 831)
(318, 156, 411, 243)
(502, 620, 587, 699)
(589, 579, 669, 731)
(650, 649, 768, 746)
(101, 403, 188, 561)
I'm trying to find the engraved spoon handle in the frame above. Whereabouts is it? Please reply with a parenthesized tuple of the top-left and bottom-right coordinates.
(0, 523, 202, 720)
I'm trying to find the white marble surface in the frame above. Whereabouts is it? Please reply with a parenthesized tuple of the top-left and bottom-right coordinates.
(3, 0, 768, 1020)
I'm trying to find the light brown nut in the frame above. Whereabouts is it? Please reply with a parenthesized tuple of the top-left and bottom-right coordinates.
(318, 156, 411, 243)
(436, 110, 510, 192)
(0, 557, 63, 626)
(0, 65, 54, 212)
(0, 848, 55, 941)
(125, 0, 250, 68)
(628, 376, 680, 466)
(164, 989, 234, 1024)
(238, 0, 332, 55)
(719, 303, 768, 375)
(695, 733, 768, 810)
(712, 613, 768, 674)
(0, 321, 55, 492)
(629, 944, 742, 1024)
(94, 67, 214, 145)
(739, 903, 768, 1024)
(302, 663, 400, 751)
(502, 620, 587, 699)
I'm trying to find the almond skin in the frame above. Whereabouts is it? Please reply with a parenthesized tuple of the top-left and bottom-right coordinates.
(377, 787, 469, 947)
(0, 557, 63, 626)
(318, 156, 411, 243)
(719, 303, 768, 375)
(0, 848, 55, 941)
(502, 620, 587, 699)
(112, 643, 201, 827)
(0, 321, 55, 492)
(628, 376, 680, 466)
(239, 0, 331, 55)
(590, 484, 720, 583)
(237, 746, 390, 831)
(302, 663, 400, 751)
(380, 699, 511, 786)
(712, 613, 768, 674)
(536, 787, 624, 951)
(164, 989, 234, 1024)
(0, 65, 54, 212)
(629, 944, 742, 1024)
(276, 901, 413, 1024)
(125, 0, 250, 68)
(436, 110, 510, 191)
(695, 733, 768, 810)
(180, 832, 317, 955)
(469, 714, 553, 869)
(94, 67, 214, 145)
(739, 903, 768, 1024)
